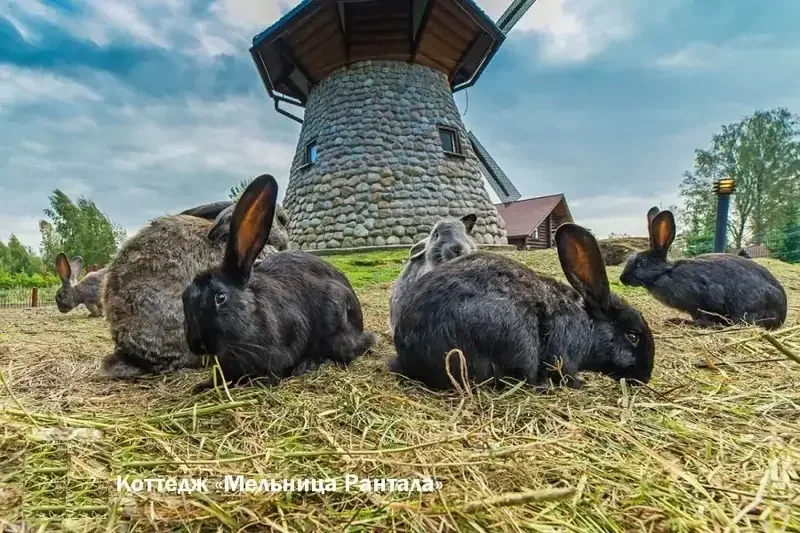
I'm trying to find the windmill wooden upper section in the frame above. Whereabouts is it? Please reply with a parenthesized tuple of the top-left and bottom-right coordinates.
(250, 0, 506, 106)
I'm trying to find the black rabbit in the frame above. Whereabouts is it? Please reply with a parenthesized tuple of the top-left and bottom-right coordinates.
(390, 223, 655, 391)
(620, 208, 787, 329)
(100, 198, 287, 380)
(182, 174, 377, 392)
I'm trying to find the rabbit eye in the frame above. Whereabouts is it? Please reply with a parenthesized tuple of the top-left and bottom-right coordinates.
(625, 332, 639, 346)
(214, 292, 227, 306)
(637, 259, 647, 268)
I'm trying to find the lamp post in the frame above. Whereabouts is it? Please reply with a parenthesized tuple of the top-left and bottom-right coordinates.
(713, 177, 736, 253)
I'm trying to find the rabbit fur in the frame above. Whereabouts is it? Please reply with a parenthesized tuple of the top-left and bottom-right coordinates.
(181, 201, 290, 254)
(54, 254, 107, 317)
(390, 223, 655, 391)
(100, 197, 288, 379)
(388, 214, 477, 334)
(182, 174, 377, 392)
(620, 207, 787, 329)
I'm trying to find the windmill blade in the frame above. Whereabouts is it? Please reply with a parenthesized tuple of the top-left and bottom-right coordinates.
(468, 131, 521, 203)
(496, 0, 537, 34)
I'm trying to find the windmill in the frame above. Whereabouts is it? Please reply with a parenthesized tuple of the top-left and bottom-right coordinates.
(250, 0, 535, 249)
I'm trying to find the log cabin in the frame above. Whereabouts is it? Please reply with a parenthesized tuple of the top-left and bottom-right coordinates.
(494, 194, 573, 250)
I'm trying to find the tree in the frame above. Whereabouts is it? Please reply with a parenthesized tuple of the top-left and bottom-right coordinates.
(229, 178, 254, 201)
(39, 189, 127, 269)
(771, 202, 800, 264)
(0, 234, 46, 275)
(679, 108, 800, 253)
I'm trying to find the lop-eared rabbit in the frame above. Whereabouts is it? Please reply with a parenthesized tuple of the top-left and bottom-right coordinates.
(100, 194, 290, 379)
(391, 223, 655, 391)
(182, 174, 377, 392)
(388, 214, 477, 334)
(620, 208, 787, 329)
(54, 254, 107, 317)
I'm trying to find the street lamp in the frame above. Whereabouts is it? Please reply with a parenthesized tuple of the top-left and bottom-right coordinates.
(713, 177, 736, 253)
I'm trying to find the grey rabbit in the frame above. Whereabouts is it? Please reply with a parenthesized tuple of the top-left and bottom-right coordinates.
(100, 194, 289, 379)
(620, 207, 787, 329)
(390, 223, 655, 391)
(181, 200, 291, 253)
(54, 254, 107, 317)
(388, 214, 477, 334)
(182, 174, 377, 393)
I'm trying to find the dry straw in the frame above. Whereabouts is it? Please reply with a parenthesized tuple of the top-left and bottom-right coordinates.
(0, 250, 798, 531)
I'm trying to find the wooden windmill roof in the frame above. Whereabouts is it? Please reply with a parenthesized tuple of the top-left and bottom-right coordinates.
(494, 194, 573, 238)
(250, 0, 506, 106)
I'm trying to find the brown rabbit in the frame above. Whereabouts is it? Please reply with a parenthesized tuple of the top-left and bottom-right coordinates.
(100, 197, 289, 378)
(54, 254, 107, 317)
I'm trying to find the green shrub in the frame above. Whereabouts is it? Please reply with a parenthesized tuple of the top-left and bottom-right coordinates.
(0, 268, 60, 289)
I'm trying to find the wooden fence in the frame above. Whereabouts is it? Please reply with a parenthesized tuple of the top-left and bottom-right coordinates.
(0, 286, 59, 309)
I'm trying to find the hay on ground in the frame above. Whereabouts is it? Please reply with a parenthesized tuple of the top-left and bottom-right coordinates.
(1, 250, 798, 531)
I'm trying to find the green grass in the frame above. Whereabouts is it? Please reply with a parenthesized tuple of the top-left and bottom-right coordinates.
(323, 250, 408, 291)
(1, 249, 799, 532)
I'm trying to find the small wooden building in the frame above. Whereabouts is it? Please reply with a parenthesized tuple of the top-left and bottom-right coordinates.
(494, 194, 573, 250)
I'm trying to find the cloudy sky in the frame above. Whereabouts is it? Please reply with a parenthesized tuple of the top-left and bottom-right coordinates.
(2, 0, 799, 251)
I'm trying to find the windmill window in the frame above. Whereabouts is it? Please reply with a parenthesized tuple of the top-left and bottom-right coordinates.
(303, 139, 318, 166)
(438, 126, 462, 156)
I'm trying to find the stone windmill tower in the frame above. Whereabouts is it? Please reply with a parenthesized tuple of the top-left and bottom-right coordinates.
(250, 0, 533, 250)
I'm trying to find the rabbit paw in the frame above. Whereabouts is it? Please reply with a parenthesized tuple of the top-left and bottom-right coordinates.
(191, 379, 219, 395)
(564, 375, 584, 389)
(664, 317, 694, 327)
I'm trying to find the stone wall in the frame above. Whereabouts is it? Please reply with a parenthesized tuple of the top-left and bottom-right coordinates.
(283, 60, 507, 250)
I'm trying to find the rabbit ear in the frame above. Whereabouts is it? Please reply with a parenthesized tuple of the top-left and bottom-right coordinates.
(409, 238, 428, 259)
(646, 206, 659, 226)
(69, 256, 83, 281)
(222, 174, 279, 285)
(555, 223, 610, 310)
(207, 204, 235, 242)
(180, 201, 234, 221)
(55, 253, 71, 284)
(460, 214, 477, 234)
(649, 210, 675, 255)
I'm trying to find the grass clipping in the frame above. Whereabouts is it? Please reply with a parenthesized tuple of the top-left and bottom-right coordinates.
(0, 249, 799, 532)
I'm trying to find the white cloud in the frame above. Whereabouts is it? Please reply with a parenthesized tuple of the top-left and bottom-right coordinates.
(2, 0, 251, 56)
(102, 96, 298, 177)
(192, 21, 238, 57)
(4, 0, 166, 48)
(655, 35, 789, 70)
(0, 65, 101, 105)
(571, 192, 681, 237)
(2, 0, 60, 23)
(1, 11, 35, 41)
(0, 68, 300, 251)
(0, 213, 41, 251)
(478, 0, 642, 63)
(20, 140, 51, 155)
(86, 1, 172, 49)
(209, 0, 283, 31)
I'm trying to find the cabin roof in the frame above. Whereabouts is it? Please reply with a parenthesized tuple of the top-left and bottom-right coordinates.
(494, 194, 573, 238)
(250, 0, 506, 106)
